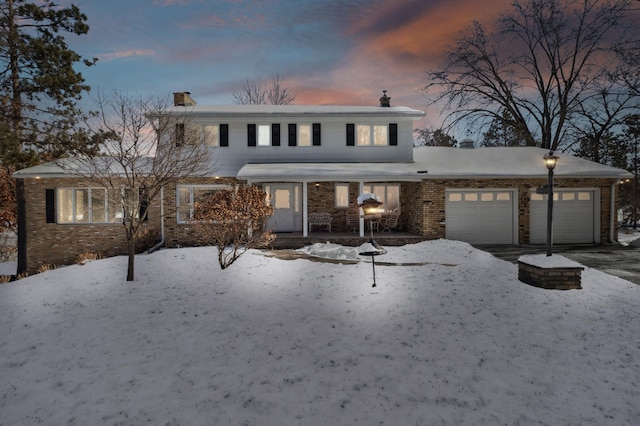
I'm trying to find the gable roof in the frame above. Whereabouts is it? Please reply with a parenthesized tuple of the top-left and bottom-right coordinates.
(160, 104, 425, 119)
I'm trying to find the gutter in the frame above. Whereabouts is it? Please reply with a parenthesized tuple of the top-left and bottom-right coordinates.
(147, 186, 165, 253)
(610, 180, 619, 243)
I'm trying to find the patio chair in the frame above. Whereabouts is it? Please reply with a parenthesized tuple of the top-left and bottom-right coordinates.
(346, 207, 360, 232)
(308, 212, 332, 233)
(381, 208, 400, 232)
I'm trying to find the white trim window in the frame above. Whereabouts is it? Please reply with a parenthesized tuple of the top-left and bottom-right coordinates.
(177, 185, 231, 223)
(363, 184, 400, 212)
(56, 188, 107, 224)
(335, 183, 350, 208)
(298, 124, 312, 146)
(357, 124, 388, 146)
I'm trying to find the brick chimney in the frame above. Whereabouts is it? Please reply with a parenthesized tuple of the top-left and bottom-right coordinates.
(379, 90, 391, 107)
(173, 92, 197, 107)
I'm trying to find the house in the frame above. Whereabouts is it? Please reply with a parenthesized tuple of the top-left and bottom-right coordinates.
(12, 92, 632, 274)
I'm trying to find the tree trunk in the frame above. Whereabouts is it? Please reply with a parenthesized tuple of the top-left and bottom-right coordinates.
(127, 234, 135, 281)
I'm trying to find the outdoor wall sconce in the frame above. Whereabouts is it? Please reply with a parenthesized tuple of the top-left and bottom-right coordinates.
(543, 151, 559, 256)
(315, 183, 320, 191)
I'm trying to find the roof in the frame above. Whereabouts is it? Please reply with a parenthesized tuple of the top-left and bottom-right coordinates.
(238, 146, 632, 181)
(159, 104, 425, 119)
(13, 147, 631, 180)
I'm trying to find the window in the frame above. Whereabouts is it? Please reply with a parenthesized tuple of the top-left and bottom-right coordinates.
(54, 187, 140, 224)
(335, 183, 350, 208)
(299, 124, 311, 146)
(176, 123, 228, 146)
(204, 125, 219, 146)
(248, 124, 280, 146)
(363, 184, 400, 212)
(56, 188, 107, 224)
(177, 185, 230, 223)
(354, 124, 391, 146)
(288, 123, 320, 146)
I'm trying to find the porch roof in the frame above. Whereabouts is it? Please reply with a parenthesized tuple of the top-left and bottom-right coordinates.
(237, 162, 423, 182)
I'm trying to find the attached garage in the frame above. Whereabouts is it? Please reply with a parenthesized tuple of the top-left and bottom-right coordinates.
(445, 189, 518, 244)
(530, 189, 599, 244)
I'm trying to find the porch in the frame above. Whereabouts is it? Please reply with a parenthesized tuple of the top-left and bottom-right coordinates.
(270, 231, 427, 249)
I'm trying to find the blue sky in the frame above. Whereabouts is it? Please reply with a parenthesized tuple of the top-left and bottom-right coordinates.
(69, 0, 511, 128)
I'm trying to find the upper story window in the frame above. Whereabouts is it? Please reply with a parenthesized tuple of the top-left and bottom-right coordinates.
(175, 123, 228, 146)
(248, 124, 280, 147)
(347, 123, 397, 146)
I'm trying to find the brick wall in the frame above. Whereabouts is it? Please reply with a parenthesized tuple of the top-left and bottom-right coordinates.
(416, 177, 618, 243)
(20, 177, 162, 273)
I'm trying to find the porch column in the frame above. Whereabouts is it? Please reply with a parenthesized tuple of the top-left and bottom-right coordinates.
(302, 180, 308, 237)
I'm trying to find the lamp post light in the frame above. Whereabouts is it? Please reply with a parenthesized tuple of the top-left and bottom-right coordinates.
(357, 194, 386, 287)
(544, 151, 559, 257)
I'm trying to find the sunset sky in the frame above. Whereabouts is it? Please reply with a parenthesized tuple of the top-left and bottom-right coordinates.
(71, 0, 513, 130)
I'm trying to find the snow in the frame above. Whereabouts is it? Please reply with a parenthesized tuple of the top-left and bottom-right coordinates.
(518, 253, 584, 268)
(1, 239, 639, 425)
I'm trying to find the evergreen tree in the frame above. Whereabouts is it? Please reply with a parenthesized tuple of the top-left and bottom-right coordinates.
(0, 0, 97, 168)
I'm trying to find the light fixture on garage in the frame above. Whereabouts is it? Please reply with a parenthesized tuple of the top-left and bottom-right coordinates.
(544, 151, 559, 256)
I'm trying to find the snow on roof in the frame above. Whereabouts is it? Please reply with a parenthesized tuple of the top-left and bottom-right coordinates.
(14, 146, 631, 180)
(162, 104, 425, 119)
(238, 146, 631, 181)
(413, 146, 632, 178)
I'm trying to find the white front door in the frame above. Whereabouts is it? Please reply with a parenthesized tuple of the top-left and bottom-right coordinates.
(266, 184, 297, 232)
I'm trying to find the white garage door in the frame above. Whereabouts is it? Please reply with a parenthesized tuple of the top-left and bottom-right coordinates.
(445, 190, 517, 244)
(530, 189, 598, 244)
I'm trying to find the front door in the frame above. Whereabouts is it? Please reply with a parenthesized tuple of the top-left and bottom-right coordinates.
(266, 184, 297, 232)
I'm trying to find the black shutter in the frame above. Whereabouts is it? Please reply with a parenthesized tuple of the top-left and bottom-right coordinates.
(175, 123, 185, 146)
(272, 124, 280, 146)
(288, 124, 297, 146)
(247, 124, 256, 146)
(346, 124, 355, 146)
(45, 189, 55, 223)
(220, 124, 229, 147)
(389, 123, 398, 146)
(312, 123, 321, 146)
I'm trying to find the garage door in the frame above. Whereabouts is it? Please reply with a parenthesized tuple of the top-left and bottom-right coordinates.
(530, 189, 598, 244)
(445, 189, 517, 244)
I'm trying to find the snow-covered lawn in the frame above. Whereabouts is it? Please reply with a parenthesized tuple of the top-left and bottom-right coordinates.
(1, 240, 638, 425)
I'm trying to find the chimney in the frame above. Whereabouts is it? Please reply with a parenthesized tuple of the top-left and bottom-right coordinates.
(173, 92, 197, 107)
(379, 90, 391, 107)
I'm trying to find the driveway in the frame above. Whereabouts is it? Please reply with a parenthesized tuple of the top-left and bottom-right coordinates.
(475, 244, 640, 285)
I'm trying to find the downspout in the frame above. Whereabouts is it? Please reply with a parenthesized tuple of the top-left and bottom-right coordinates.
(610, 180, 619, 243)
(147, 186, 165, 253)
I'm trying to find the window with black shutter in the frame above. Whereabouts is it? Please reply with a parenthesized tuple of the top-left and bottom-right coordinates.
(45, 189, 55, 223)
(272, 124, 280, 146)
(346, 124, 355, 146)
(220, 124, 229, 147)
(247, 124, 256, 146)
(312, 123, 321, 146)
(389, 123, 398, 146)
(288, 124, 297, 146)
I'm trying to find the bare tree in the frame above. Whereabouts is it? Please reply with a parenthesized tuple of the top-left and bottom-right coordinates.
(61, 92, 212, 281)
(232, 73, 296, 105)
(191, 184, 274, 270)
(424, 0, 639, 151)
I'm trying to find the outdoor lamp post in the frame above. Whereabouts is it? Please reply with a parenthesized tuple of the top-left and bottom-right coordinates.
(357, 194, 386, 287)
(544, 151, 559, 257)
